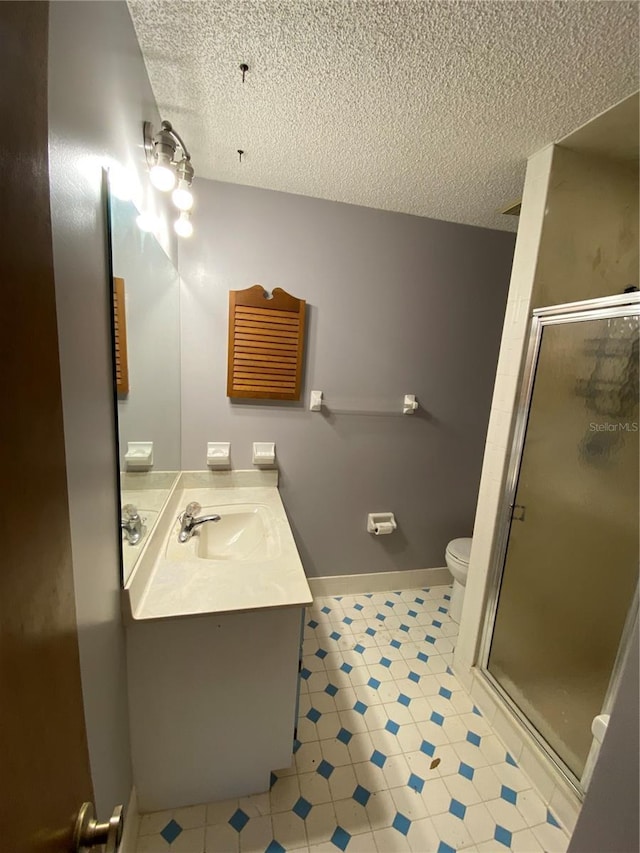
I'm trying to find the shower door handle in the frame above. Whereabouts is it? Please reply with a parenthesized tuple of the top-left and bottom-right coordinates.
(511, 504, 526, 522)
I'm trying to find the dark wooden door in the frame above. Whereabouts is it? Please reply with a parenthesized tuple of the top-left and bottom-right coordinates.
(0, 2, 95, 850)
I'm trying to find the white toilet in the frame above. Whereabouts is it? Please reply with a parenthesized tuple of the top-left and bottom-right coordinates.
(445, 537, 472, 623)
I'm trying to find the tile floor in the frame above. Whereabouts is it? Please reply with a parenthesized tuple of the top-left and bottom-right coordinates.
(136, 586, 571, 853)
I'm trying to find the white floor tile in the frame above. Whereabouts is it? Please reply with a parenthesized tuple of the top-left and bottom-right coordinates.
(531, 821, 570, 853)
(298, 770, 332, 805)
(238, 814, 272, 852)
(204, 822, 240, 852)
(271, 809, 308, 849)
(138, 586, 580, 853)
(305, 802, 337, 845)
(333, 797, 371, 835)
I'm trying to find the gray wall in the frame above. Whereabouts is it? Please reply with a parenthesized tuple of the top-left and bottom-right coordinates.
(48, 0, 172, 819)
(179, 180, 515, 577)
(568, 621, 639, 853)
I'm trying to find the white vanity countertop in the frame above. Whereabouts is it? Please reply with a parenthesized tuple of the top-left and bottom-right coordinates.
(125, 471, 313, 621)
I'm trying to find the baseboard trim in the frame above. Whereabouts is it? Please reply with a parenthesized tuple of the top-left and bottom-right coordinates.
(308, 567, 451, 597)
(119, 786, 139, 853)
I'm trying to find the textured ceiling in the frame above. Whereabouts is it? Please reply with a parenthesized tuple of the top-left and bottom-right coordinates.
(128, 0, 639, 232)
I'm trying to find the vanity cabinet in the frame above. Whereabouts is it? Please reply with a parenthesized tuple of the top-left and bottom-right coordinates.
(127, 605, 304, 811)
(123, 470, 312, 812)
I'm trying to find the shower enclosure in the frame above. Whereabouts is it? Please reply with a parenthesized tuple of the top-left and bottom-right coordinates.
(480, 293, 639, 790)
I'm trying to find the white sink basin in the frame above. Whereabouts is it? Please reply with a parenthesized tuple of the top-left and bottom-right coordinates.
(167, 503, 281, 562)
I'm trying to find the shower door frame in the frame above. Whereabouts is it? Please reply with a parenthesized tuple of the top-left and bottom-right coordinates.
(477, 292, 640, 795)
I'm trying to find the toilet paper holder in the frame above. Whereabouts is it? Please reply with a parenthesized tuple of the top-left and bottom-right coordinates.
(367, 512, 397, 535)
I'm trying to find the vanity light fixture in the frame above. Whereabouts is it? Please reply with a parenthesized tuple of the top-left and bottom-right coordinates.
(144, 119, 196, 236)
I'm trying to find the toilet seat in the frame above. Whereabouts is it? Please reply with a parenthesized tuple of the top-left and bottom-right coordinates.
(446, 537, 472, 567)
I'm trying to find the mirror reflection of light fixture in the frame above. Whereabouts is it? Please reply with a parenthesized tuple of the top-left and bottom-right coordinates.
(174, 211, 193, 239)
(144, 120, 196, 236)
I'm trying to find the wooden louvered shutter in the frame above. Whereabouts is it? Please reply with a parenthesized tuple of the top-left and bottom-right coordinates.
(227, 285, 306, 400)
(113, 277, 129, 394)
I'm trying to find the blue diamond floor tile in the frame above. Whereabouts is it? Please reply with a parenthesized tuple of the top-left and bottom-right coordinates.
(330, 631, 341, 641)
(325, 683, 338, 696)
(458, 762, 474, 781)
(439, 687, 452, 699)
(292, 796, 313, 819)
(321, 606, 331, 614)
(352, 784, 371, 806)
(340, 662, 353, 673)
(308, 619, 318, 629)
(331, 826, 351, 851)
(500, 785, 517, 805)
(417, 652, 429, 663)
(370, 749, 387, 768)
(449, 798, 466, 820)
(420, 740, 436, 757)
(408, 671, 420, 683)
(385, 719, 400, 735)
(343, 616, 353, 625)
(354, 644, 365, 654)
(547, 809, 561, 828)
(437, 843, 455, 853)
(473, 705, 484, 717)
(407, 610, 417, 618)
(265, 842, 286, 853)
(392, 812, 411, 835)
(354, 700, 367, 715)
(399, 624, 410, 632)
(390, 639, 402, 649)
(398, 693, 411, 706)
(160, 819, 182, 844)
(229, 809, 250, 833)
(354, 603, 363, 611)
(337, 727, 353, 745)
(425, 635, 436, 644)
(317, 759, 334, 779)
(300, 667, 311, 680)
(466, 730, 481, 747)
(368, 677, 381, 690)
(408, 773, 425, 793)
(365, 627, 376, 637)
(430, 711, 444, 726)
(415, 597, 424, 604)
(376, 613, 386, 622)
(505, 751, 517, 766)
(432, 620, 442, 628)
(270, 772, 278, 789)
(315, 648, 328, 659)
(385, 600, 395, 608)
(307, 707, 322, 723)
(380, 657, 391, 667)
(495, 825, 512, 847)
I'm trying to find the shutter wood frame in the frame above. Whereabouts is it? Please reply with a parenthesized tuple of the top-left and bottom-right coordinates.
(227, 285, 306, 400)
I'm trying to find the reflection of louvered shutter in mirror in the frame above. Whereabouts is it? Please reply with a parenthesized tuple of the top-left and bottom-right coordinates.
(227, 285, 306, 401)
(113, 277, 129, 394)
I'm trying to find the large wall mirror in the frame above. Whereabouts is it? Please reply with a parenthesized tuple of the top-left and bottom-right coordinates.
(106, 179, 181, 583)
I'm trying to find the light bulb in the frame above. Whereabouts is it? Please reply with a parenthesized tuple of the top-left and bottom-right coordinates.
(174, 211, 193, 238)
(149, 151, 176, 192)
(172, 179, 194, 211)
(136, 211, 158, 233)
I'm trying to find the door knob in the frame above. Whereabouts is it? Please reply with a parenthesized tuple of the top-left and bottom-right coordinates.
(73, 802, 123, 853)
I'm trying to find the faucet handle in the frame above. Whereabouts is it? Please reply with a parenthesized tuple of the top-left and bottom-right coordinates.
(184, 501, 201, 518)
(122, 504, 139, 520)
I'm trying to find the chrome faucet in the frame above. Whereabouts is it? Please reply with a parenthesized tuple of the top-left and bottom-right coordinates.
(121, 504, 144, 546)
(178, 501, 221, 542)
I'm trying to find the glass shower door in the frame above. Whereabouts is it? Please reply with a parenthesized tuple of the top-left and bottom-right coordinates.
(486, 303, 639, 783)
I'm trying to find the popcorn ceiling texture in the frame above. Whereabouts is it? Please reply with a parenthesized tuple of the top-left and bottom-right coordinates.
(128, 0, 638, 232)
